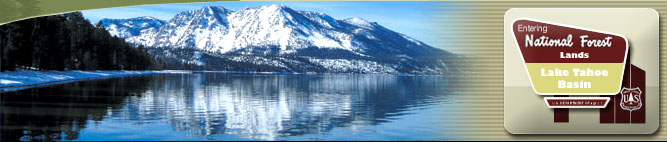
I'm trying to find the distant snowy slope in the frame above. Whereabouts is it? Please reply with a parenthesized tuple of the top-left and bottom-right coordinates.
(100, 16, 166, 45)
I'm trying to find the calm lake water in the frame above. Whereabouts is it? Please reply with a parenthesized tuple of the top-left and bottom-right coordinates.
(0, 73, 455, 141)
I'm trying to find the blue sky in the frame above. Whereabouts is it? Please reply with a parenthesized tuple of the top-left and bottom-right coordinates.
(82, 1, 445, 47)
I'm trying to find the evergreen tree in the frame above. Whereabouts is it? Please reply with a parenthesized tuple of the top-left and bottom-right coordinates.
(0, 12, 161, 72)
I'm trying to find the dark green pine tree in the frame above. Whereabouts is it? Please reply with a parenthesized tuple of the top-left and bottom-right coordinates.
(0, 12, 161, 72)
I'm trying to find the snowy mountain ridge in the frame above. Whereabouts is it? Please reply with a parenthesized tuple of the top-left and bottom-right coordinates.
(103, 5, 437, 55)
(100, 5, 462, 74)
(99, 16, 166, 44)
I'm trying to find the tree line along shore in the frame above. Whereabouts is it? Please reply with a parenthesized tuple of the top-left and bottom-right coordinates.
(0, 12, 162, 72)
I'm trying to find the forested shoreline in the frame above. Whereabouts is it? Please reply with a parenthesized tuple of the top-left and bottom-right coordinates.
(0, 12, 161, 72)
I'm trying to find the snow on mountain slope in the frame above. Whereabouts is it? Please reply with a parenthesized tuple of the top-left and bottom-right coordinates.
(150, 6, 233, 51)
(101, 5, 459, 74)
(100, 16, 166, 45)
(217, 5, 354, 54)
(103, 5, 441, 56)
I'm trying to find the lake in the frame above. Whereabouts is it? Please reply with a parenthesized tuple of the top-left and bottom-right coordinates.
(0, 73, 455, 141)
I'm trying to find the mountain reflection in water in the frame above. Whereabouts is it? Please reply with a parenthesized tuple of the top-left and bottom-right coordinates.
(0, 73, 452, 141)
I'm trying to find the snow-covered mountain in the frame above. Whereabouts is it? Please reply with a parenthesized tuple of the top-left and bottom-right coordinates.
(100, 5, 462, 74)
(99, 16, 166, 44)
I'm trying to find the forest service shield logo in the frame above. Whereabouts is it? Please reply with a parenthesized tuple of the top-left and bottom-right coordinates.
(620, 87, 643, 111)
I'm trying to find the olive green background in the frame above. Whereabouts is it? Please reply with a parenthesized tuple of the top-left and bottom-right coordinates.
(2, 0, 667, 140)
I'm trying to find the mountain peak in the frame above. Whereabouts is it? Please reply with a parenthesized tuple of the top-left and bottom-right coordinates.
(264, 4, 288, 9)
(167, 5, 233, 28)
(342, 17, 375, 28)
(99, 4, 452, 74)
(200, 6, 233, 13)
(99, 16, 166, 39)
(250, 4, 295, 13)
(103, 5, 439, 56)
